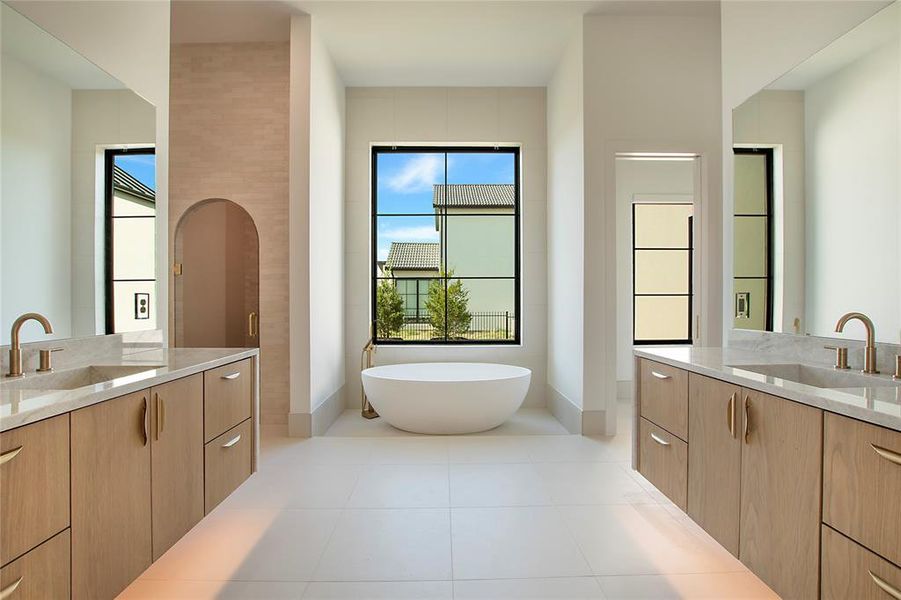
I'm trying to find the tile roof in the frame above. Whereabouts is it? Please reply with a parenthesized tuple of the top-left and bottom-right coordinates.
(433, 184, 514, 208)
(385, 242, 440, 271)
(113, 165, 155, 203)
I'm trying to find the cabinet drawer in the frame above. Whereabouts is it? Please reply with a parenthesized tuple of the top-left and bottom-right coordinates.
(822, 525, 901, 600)
(204, 359, 253, 442)
(639, 359, 688, 440)
(0, 529, 70, 600)
(205, 419, 252, 513)
(823, 412, 901, 566)
(0, 414, 70, 566)
(638, 417, 688, 510)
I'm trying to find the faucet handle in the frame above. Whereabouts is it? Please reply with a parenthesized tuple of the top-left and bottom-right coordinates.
(824, 345, 850, 370)
(37, 347, 63, 373)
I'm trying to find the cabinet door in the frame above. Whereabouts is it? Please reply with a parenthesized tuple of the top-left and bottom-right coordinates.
(739, 389, 822, 600)
(151, 374, 204, 560)
(687, 374, 742, 556)
(71, 390, 152, 600)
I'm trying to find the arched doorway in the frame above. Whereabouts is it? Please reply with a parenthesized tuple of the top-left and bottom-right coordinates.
(174, 199, 260, 348)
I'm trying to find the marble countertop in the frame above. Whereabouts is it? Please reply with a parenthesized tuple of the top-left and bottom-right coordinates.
(634, 346, 901, 432)
(1, 347, 258, 432)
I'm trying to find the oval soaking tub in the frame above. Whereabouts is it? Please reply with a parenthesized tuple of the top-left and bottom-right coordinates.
(361, 362, 531, 434)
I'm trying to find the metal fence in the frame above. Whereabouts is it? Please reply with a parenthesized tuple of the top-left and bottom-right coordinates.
(397, 311, 515, 341)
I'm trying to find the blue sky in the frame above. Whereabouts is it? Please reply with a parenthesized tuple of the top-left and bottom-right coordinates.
(116, 153, 156, 190)
(376, 152, 514, 261)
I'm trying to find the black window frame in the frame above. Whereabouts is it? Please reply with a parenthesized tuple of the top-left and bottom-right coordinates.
(632, 202, 694, 346)
(371, 145, 521, 345)
(732, 147, 775, 332)
(104, 147, 157, 334)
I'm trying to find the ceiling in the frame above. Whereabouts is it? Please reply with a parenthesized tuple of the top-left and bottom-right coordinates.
(291, 1, 591, 86)
(169, 0, 721, 87)
(768, 0, 897, 91)
(2, 3, 123, 90)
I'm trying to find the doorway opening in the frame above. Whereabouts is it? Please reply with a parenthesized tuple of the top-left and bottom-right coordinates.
(173, 199, 260, 348)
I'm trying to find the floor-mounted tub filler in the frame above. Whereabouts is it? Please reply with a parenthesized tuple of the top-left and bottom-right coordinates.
(361, 362, 531, 434)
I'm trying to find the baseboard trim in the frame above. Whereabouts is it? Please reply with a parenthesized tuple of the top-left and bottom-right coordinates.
(312, 385, 345, 436)
(581, 409, 608, 436)
(287, 412, 311, 438)
(547, 384, 582, 434)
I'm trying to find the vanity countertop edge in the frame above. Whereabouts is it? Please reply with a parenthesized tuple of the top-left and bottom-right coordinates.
(634, 346, 901, 433)
(0, 347, 260, 432)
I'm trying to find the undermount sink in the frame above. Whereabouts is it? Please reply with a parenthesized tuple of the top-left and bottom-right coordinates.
(1, 365, 163, 391)
(729, 363, 901, 389)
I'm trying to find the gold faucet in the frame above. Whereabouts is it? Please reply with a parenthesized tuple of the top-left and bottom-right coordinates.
(6, 313, 54, 378)
(360, 327, 379, 419)
(834, 312, 879, 374)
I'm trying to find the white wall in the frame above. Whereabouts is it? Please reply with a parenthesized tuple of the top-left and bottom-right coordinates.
(804, 39, 900, 342)
(344, 87, 548, 408)
(583, 8, 723, 433)
(71, 90, 156, 338)
(547, 27, 585, 412)
(309, 22, 347, 411)
(720, 0, 888, 342)
(614, 158, 696, 385)
(10, 0, 171, 343)
(733, 90, 806, 334)
(1, 55, 73, 343)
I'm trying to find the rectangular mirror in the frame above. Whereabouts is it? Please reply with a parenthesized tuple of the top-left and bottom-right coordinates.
(732, 1, 900, 343)
(1, 2, 157, 345)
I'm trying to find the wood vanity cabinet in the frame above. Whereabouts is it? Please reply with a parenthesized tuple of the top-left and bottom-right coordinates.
(0, 529, 70, 600)
(687, 374, 742, 556)
(0, 413, 70, 567)
(638, 418, 688, 509)
(739, 388, 822, 600)
(821, 524, 901, 600)
(639, 359, 689, 440)
(823, 412, 901, 567)
(205, 418, 253, 512)
(150, 374, 205, 560)
(204, 358, 253, 442)
(71, 390, 152, 600)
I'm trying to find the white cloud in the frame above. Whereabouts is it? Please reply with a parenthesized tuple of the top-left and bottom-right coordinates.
(386, 154, 442, 193)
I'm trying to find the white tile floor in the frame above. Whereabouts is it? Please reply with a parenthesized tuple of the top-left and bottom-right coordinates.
(120, 405, 777, 599)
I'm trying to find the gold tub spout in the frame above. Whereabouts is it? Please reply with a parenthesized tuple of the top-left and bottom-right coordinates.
(361, 329, 379, 419)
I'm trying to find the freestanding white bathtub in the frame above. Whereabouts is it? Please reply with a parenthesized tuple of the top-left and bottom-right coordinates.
(361, 362, 531, 434)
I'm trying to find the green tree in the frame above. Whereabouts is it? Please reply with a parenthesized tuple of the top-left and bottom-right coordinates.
(425, 271, 472, 338)
(376, 276, 405, 339)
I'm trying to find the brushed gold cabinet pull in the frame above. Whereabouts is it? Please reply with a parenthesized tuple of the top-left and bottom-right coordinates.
(222, 434, 242, 448)
(155, 393, 165, 440)
(0, 445, 23, 466)
(727, 392, 736, 438)
(141, 396, 149, 446)
(221, 372, 241, 381)
(248, 312, 258, 337)
(869, 570, 901, 599)
(650, 371, 671, 380)
(0, 576, 23, 600)
(871, 443, 901, 466)
(743, 396, 751, 444)
(650, 432, 670, 446)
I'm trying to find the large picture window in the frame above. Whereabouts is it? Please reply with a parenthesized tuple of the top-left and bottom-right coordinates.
(371, 146, 520, 344)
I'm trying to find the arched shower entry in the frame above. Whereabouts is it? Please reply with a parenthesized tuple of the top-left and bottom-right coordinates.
(173, 199, 260, 348)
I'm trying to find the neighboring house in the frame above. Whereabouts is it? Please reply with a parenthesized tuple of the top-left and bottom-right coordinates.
(113, 164, 155, 212)
(384, 241, 439, 320)
(384, 184, 515, 320)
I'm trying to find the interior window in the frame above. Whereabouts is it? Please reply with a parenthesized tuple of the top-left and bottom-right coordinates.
(372, 147, 520, 344)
